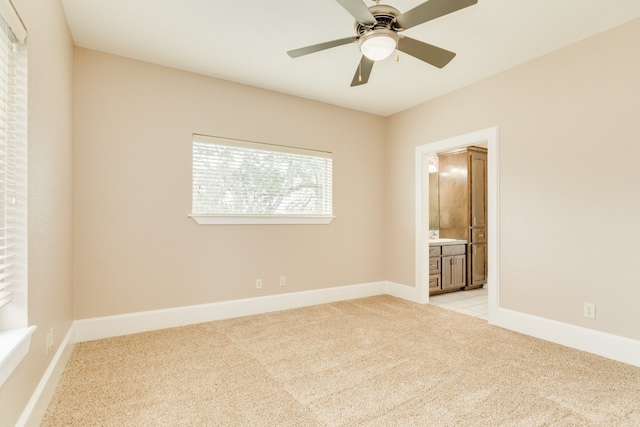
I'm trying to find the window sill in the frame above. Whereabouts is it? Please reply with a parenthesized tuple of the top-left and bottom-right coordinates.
(0, 325, 36, 388)
(189, 214, 335, 225)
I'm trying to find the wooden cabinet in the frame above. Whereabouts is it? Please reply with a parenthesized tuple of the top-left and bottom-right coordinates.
(438, 146, 488, 289)
(429, 273, 441, 293)
(429, 243, 466, 295)
(429, 246, 442, 293)
(441, 244, 466, 291)
(470, 243, 487, 286)
(470, 151, 487, 229)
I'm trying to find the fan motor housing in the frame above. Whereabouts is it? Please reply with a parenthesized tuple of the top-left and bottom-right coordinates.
(354, 4, 401, 36)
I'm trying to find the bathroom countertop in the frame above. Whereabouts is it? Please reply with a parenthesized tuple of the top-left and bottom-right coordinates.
(428, 238, 467, 246)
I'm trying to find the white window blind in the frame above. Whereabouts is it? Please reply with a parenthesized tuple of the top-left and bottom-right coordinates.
(191, 134, 333, 224)
(0, 0, 29, 392)
(0, 13, 26, 313)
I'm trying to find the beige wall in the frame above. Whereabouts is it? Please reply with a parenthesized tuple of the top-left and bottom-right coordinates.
(0, 0, 75, 425)
(73, 48, 387, 319)
(387, 18, 640, 340)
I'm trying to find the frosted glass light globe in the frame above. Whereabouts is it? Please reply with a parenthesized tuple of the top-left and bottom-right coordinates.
(359, 30, 397, 61)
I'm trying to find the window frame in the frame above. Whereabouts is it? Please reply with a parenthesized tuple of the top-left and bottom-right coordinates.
(189, 134, 335, 225)
(189, 214, 335, 225)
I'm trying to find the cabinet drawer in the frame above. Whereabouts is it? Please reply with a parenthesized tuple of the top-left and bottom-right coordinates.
(428, 274, 441, 290)
(471, 228, 487, 243)
(441, 244, 465, 256)
(428, 246, 441, 257)
(428, 256, 441, 274)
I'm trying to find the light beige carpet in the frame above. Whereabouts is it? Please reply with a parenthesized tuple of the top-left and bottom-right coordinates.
(42, 296, 640, 426)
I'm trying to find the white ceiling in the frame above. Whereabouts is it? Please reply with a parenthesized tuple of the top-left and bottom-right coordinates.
(61, 0, 640, 117)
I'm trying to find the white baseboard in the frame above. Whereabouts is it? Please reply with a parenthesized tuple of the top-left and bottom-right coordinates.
(491, 307, 640, 368)
(385, 281, 424, 303)
(17, 323, 76, 427)
(73, 281, 640, 368)
(75, 281, 388, 342)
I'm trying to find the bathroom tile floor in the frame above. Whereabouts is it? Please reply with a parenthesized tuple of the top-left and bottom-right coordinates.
(429, 287, 488, 320)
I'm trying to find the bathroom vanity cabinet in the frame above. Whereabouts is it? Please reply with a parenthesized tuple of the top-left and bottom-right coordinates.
(429, 241, 467, 295)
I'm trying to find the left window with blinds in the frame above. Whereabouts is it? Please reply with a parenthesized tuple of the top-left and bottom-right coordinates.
(0, 0, 32, 390)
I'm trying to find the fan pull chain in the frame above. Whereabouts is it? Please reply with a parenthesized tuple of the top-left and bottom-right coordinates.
(358, 60, 362, 82)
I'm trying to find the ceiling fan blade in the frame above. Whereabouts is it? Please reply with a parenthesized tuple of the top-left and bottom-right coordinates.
(335, 0, 376, 25)
(395, 0, 477, 30)
(351, 56, 374, 87)
(287, 37, 357, 58)
(397, 37, 456, 68)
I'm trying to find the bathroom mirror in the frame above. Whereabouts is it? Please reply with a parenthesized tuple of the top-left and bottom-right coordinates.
(429, 171, 439, 229)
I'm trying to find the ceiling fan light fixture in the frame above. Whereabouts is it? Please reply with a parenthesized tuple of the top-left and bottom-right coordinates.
(358, 29, 397, 61)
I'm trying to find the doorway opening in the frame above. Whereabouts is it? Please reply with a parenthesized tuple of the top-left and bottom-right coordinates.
(414, 127, 499, 323)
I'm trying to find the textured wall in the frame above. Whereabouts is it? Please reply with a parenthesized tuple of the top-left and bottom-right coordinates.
(386, 18, 640, 340)
(73, 49, 387, 319)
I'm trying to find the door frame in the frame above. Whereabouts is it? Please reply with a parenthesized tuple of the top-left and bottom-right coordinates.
(414, 126, 500, 322)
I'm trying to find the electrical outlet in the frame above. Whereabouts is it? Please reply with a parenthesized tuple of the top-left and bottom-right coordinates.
(583, 302, 596, 319)
(280, 275, 286, 287)
(255, 279, 262, 289)
(46, 327, 54, 355)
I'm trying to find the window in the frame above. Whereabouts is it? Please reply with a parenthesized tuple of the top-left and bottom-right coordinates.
(190, 134, 334, 225)
(0, 0, 32, 389)
(0, 1, 27, 324)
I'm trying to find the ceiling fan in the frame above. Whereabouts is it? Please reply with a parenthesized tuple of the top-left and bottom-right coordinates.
(287, 0, 477, 86)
